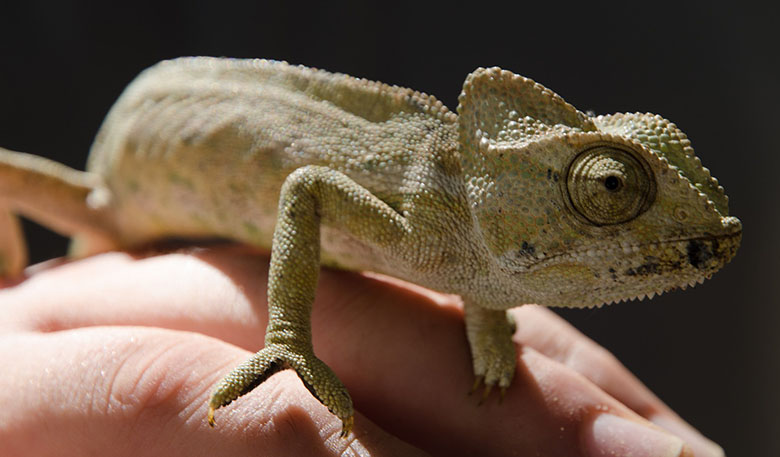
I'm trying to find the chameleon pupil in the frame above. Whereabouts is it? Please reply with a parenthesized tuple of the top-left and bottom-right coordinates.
(604, 176, 620, 191)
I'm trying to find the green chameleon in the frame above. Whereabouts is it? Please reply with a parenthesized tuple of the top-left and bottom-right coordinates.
(0, 57, 741, 436)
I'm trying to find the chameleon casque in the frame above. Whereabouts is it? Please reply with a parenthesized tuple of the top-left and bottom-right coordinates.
(0, 57, 741, 436)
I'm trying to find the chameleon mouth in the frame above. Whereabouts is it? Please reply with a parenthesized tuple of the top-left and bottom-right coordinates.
(511, 217, 742, 309)
(517, 216, 742, 274)
(683, 229, 742, 271)
(587, 226, 741, 308)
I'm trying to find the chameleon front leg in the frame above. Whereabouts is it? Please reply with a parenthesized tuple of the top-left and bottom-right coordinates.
(208, 165, 410, 436)
(463, 301, 517, 400)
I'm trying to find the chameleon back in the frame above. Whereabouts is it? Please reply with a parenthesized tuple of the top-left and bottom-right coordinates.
(86, 57, 459, 257)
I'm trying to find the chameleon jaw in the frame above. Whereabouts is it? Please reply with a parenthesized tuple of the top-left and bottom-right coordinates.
(505, 222, 742, 309)
(592, 228, 739, 308)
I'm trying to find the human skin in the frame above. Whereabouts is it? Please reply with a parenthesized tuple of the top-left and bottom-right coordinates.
(0, 245, 723, 456)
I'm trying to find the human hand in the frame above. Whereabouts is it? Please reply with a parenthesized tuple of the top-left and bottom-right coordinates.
(0, 245, 724, 456)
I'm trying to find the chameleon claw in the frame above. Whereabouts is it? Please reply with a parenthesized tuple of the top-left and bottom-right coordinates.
(207, 406, 217, 427)
(499, 386, 507, 404)
(340, 415, 354, 438)
(469, 376, 484, 395)
(478, 383, 493, 405)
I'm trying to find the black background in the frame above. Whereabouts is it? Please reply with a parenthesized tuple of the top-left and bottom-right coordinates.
(1, 1, 777, 455)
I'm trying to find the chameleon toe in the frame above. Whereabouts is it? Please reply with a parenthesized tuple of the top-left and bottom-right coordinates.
(469, 375, 484, 395)
(479, 383, 494, 405)
(207, 406, 216, 427)
(340, 415, 354, 438)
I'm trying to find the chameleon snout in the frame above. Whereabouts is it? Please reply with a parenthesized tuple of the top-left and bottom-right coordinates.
(686, 217, 742, 272)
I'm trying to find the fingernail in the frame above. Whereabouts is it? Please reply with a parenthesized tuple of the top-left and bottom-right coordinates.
(651, 414, 725, 457)
(584, 413, 692, 457)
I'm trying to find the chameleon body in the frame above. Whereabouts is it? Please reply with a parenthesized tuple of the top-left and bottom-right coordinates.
(0, 57, 741, 436)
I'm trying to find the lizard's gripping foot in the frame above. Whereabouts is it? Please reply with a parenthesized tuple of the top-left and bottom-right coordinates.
(207, 344, 354, 436)
(466, 310, 517, 403)
(470, 375, 508, 405)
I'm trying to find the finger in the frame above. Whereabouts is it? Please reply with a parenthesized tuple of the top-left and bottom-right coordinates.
(1, 247, 268, 347)
(0, 326, 428, 457)
(510, 305, 724, 457)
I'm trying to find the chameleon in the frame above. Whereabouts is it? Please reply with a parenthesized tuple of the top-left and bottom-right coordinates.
(0, 57, 741, 437)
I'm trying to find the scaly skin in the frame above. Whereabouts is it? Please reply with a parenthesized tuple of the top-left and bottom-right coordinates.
(0, 57, 741, 436)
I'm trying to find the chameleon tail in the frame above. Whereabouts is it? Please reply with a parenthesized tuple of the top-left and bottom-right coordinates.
(0, 147, 117, 276)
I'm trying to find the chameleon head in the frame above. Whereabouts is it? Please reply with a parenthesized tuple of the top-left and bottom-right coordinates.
(457, 67, 741, 308)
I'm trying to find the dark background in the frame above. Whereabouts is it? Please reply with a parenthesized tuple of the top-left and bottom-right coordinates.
(0, 1, 777, 455)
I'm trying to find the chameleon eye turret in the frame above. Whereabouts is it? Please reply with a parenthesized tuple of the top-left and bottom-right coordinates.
(565, 145, 656, 226)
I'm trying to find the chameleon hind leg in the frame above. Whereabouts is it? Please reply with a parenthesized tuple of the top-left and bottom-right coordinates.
(0, 147, 116, 277)
(208, 165, 410, 436)
(0, 206, 27, 278)
(463, 302, 517, 401)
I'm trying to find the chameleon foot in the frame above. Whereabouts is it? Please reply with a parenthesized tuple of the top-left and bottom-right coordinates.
(465, 307, 517, 403)
(469, 375, 509, 405)
(208, 344, 354, 436)
(469, 335, 516, 403)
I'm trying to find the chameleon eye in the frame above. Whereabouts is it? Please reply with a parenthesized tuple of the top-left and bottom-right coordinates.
(566, 146, 655, 225)
(603, 175, 621, 192)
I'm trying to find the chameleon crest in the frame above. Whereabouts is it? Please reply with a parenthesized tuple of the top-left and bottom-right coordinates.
(0, 58, 740, 436)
